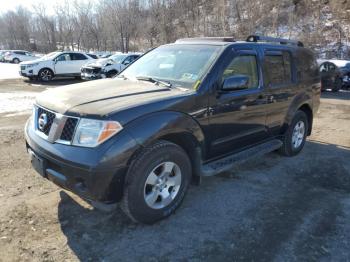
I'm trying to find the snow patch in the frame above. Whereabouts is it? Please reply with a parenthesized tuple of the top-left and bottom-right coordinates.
(0, 92, 37, 114)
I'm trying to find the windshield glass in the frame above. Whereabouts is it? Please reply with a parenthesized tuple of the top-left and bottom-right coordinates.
(41, 52, 60, 60)
(110, 54, 128, 63)
(121, 44, 222, 88)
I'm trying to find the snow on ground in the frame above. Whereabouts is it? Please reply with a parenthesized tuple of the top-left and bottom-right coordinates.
(0, 92, 37, 115)
(0, 62, 21, 80)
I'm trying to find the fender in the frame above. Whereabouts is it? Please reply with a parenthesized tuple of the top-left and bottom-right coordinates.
(125, 111, 206, 156)
(282, 91, 313, 133)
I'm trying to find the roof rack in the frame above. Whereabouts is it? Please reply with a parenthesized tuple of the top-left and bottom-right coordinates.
(246, 35, 304, 47)
(176, 37, 235, 43)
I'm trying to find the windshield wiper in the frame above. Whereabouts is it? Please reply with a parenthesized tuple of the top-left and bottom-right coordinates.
(136, 76, 172, 88)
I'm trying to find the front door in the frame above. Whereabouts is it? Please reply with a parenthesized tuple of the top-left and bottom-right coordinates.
(208, 48, 269, 159)
(54, 53, 72, 74)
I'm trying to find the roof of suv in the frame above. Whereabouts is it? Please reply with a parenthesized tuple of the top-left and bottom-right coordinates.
(175, 35, 304, 48)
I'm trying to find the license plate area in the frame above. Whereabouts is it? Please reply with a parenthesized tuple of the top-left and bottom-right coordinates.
(28, 149, 47, 177)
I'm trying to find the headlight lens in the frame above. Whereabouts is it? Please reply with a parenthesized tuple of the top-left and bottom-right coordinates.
(26, 63, 39, 68)
(72, 119, 123, 147)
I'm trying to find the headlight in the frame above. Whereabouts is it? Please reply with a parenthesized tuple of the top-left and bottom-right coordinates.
(26, 63, 39, 68)
(72, 119, 123, 147)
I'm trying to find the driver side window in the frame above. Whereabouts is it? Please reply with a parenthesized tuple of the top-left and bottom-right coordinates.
(56, 54, 71, 62)
(222, 55, 259, 89)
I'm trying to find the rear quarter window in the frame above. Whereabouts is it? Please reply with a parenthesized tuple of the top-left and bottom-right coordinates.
(296, 49, 319, 81)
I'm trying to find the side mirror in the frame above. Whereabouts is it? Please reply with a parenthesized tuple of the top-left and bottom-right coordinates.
(222, 75, 249, 91)
(123, 61, 130, 66)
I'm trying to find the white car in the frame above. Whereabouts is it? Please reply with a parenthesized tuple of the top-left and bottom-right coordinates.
(81, 53, 141, 80)
(19, 51, 94, 81)
(4, 50, 38, 64)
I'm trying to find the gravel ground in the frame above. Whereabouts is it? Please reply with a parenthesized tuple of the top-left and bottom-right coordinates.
(0, 78, 349, 262)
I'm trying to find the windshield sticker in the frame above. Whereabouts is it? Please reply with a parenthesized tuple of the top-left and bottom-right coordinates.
(193, 80, 201, 90)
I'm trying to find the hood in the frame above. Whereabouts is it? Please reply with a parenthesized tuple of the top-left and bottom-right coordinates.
(36, 78, 188, 117)
(83, 58, 113, 68)
(20, 58, 42, 65)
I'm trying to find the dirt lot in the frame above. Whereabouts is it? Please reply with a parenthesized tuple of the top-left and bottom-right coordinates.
(0, 78, 349, 262)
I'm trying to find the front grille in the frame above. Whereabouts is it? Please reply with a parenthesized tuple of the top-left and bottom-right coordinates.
(21, 65, 25, 70)
(82, 67, 101, 74)
(60, 118, 78, 141)
(37, 107, 55, 135)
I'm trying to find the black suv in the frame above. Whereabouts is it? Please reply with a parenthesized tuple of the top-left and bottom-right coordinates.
(25, 36, 321, 223)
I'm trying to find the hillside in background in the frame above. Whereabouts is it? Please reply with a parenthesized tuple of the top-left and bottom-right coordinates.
(0, 0, 349, 59)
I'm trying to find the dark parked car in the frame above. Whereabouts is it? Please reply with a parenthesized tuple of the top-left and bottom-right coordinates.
(319, 59, 350, 91)
(25, 35, 321, 223)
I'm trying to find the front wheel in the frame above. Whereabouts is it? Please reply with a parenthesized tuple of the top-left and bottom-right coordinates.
(38, 69, 54, 82)
(279, 110, 308, 156)
(121, 140, 191, 224)
(13, 58, 20, 64)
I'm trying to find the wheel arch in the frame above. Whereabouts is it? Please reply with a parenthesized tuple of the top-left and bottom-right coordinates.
(282, 93, 314, 136)
(125, 111, 206, 175)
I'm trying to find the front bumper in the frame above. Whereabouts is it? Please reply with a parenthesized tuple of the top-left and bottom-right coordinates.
(25, 118, 139, 203)
(81, 68, 106, 80)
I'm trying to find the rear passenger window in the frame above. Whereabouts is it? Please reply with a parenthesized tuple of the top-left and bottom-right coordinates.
(264, 51, 292, 87)
(71, 53, 87, 60)
(222, 55, 259, 89)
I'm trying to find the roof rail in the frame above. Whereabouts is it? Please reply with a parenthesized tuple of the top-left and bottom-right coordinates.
(246, 35, 304, 47)
(176, 37, 235, 43)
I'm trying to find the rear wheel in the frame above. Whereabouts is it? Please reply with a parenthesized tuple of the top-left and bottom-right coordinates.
(13, 58, 20, 64)
(38, 68, 54, 82)
(121, 140, 191, 224)
(279, 110, 308, 156)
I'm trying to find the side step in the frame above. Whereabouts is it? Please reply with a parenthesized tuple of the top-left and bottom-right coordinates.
(200, 139, 283, 177)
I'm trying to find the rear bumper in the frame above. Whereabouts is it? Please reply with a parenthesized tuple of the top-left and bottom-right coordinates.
(24, 118, 139, 203)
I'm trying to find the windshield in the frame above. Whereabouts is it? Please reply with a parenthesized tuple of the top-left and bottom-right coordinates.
(41, 52, 60, 60)
(110, 54, 128, 63)
(121, 44, 222, 89)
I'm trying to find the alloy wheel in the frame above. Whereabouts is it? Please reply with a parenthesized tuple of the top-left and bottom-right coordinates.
(144, 161, 182, 209)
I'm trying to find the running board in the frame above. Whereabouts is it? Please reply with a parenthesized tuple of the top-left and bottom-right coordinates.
(200, 139, 283, 177)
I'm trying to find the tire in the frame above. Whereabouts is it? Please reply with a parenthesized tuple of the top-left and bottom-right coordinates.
(38, 68, 54, 82)
(332, 78, 342, 92)
(13, 58, 20, 64)
(121, 140, 192, 224)
(279, 110, 308, 157)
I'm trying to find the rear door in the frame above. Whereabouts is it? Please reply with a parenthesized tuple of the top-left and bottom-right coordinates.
(263, 49, 296, 135)
(208, 47, 269, 158)
(69, 53, 89, 74)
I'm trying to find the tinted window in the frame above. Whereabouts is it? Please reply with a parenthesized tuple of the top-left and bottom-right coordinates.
(56, 54, 71, 61)
(264, 51, 292, 86)
(87, 53, 97, 59)
(222, 55, 259, 89)
(15, 51, 25, 55)
(296, 50, 319, 80)
(70, 53, 87, 60)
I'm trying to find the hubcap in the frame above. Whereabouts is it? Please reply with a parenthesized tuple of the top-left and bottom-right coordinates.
(144, 161, 182, 209)
(291, 120, 305, 149)
(41, 70, 52, 81)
